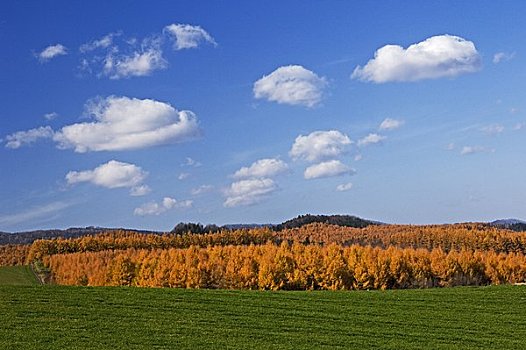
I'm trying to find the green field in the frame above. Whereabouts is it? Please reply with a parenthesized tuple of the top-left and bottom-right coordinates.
(0, 285, 525, 349)
(0, 265, 39, 286)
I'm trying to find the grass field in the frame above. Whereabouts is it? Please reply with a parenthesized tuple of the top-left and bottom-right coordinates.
(0, 285, 525, 349)
(0, 265, 39, 286)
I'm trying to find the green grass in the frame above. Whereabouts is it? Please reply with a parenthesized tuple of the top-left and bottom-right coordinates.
(0, 265, 39, 286)
(0, 285, 525, 349)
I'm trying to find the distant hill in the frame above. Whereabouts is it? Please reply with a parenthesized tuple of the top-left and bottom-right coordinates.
(275, 214, 380, 231)
(1, 214, 381, 245)
(490, 219, 526, 232)
(0, 227, 161, 245)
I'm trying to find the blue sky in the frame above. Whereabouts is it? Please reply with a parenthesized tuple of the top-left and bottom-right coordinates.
(2, 1, 526, 232)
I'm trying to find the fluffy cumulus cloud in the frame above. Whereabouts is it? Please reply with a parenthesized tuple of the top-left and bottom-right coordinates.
(233, 158, 288, 179)
(352, 35, 481, 83)
(304, 160, 355, 180)
(38, 44, 67, 62)
(134, 197, 193, 216)
(223, 178, 277, 208)
(336, 182, 353, 192)
(164, 24, 217, 50)
(5, 126, 54, 149)
(357, 133, 386, 147)
(65, 160, 149, 196)
(290, 130, 352, 162)
(253, 65, 327, 107)
(379, 118, 404, 130)
(52, 96, 200, 152)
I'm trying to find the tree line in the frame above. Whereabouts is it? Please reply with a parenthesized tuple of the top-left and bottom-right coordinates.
(44, 242, 526, 290)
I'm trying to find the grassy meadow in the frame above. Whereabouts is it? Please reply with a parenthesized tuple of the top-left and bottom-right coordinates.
(0, 283, 525, 349)
(0, 265, 39, 286)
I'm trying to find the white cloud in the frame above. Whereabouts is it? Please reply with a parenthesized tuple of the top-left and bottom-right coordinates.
(357, 133, 386, 147)
(354, 154, 363, 161)
(460, 146, 492, 155)
(191, 185, 214, 196)
(0, 201, 73, 227)
(182, 157, 201, 167)
(103, 46, 167, 79)
(178, 172, 190, 180)
(352, 35, 481, 83)
(80, 33, 118, 53)
(164, 24, 217, 50)
(224, 178, 277, 207)
(129, 185, 151, 197)
(379, 118, 404, 130)
(446, 142, 455, 151)
(514, 122, 525, 131)
(52, 96, 200, 152)
(233, 158, 288, 179)
(65, 160, 148, 196)
(290, 130, 352, 162)
(253, 65, 327, 107)
(493, 52, 515, 64)
(304, 160, 355, 180)
(336, 182, 353, 192)
(44, 112, 58, 121)
(5, 126, 54, 149)
(481, 124, 504, 135)
(38, 44, 67, 62)
(134, 197, 192, 216)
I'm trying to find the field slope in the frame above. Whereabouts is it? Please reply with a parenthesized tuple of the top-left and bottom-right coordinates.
(0, 265, 39, 286)
(0, 285, 525, 349)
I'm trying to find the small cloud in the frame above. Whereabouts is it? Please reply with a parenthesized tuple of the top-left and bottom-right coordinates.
(304, 160, 355, 180)
(493, 52, 515, 64)
(164, 24, 217, 50)
(191, 185, 214, 196)
(357, 133, 386, 147)
(178, 173, 190, 180)
(5, 126, 54, 149)
(80, 32, 119, 53)
(0, 201, 74, 227)
(224, 178, 277, 207)
(336, 182, 353, 192)
(102, 44, 167, 79)
(379, 118, 404, 130)
(352, 35, 481, 83)
(129, 185, 151, 197)
(513, 122, 525, 130)
(65, 160, 148, 196)
(134, 197, 192, 216)
(253, 65, 327, 107)
(446, 142, 455, 151)
(480, 124, 504, 135)
(43, 112, 58, 121)
(510, 107, 520, 115)
(460, 146, 493, 155)
(354, 154, 363, 161)
(38, 44, 67, 62)
(233, 158, 288, 179)
(290, 130, 352, 162)
(182, 157, 201, 167)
